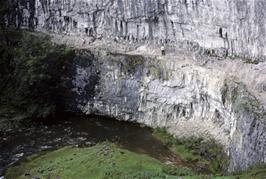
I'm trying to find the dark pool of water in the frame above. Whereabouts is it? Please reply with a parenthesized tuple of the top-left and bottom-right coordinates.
(0, 113, 185, 175)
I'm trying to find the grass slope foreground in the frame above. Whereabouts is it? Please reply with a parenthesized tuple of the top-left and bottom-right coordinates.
(5, 143, 266, 179)
(5, 143, 196, 179)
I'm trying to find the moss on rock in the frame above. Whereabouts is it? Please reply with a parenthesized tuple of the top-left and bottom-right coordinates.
(221, 80, 265, 122)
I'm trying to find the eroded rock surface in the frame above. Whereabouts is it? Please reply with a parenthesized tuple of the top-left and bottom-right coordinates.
(59, 49, 265, 172)
(5, 0, 266, 61)
(3, 0, 266, 173)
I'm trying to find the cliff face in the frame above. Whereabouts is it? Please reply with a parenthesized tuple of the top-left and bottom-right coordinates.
(4, 0, 266, 172)
(62, 49, 265, 172)
(5, 0, 266, 61)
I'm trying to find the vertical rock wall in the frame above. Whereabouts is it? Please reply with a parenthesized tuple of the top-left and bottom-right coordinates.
(65, 50, 266, 172)
(3, 0, 266, 173)
(5, 0, 266, 60)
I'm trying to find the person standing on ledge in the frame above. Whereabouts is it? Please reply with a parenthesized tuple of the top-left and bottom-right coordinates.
(161, 45, 165, 56)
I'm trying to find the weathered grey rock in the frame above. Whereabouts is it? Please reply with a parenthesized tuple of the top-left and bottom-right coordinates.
(4, 0, 266, 173)
(61, 50, 265, 172)
(5, 0, 266, 61)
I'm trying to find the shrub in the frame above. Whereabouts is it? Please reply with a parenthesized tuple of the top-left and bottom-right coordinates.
(0, 30, 75, 120)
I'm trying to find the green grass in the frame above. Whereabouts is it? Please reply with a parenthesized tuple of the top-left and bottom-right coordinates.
(152, 129, 266, 179)
(230, 164, 266, 179)
(152, 128, 229, 175)
(5, 142, 196, 179)
(5, 142, 265, 179)
(153, 128, 199, 162)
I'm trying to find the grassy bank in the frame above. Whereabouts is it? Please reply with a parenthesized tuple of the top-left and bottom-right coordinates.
(152, 128, 229, 175)
(152, 128, 266, 178)
(5, 143, 196, 179)
(5, 143, 265, 179)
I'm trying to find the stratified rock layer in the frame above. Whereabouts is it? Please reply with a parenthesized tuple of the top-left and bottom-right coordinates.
(5, 0, 266, 61)
(4, 0, 266, 173)
(61, 49, 265, 172)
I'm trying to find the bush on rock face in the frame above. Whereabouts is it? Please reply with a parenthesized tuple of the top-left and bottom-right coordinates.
(0, 30, 75, 121)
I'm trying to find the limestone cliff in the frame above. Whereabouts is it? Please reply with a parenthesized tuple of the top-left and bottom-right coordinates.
(5, 0, 266, 61)
(3, 0, 266, 173)
(57, 49, 265, 172)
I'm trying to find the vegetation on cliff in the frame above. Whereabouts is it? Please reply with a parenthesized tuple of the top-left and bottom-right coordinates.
(0, 30, 74, 128)
(153, 128, 229, 175)
(0, 3, 264, 177)
(221, 81, 266, 122)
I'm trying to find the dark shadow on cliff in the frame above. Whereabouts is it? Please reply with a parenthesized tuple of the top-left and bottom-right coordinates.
(0, 29, 79, 130)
